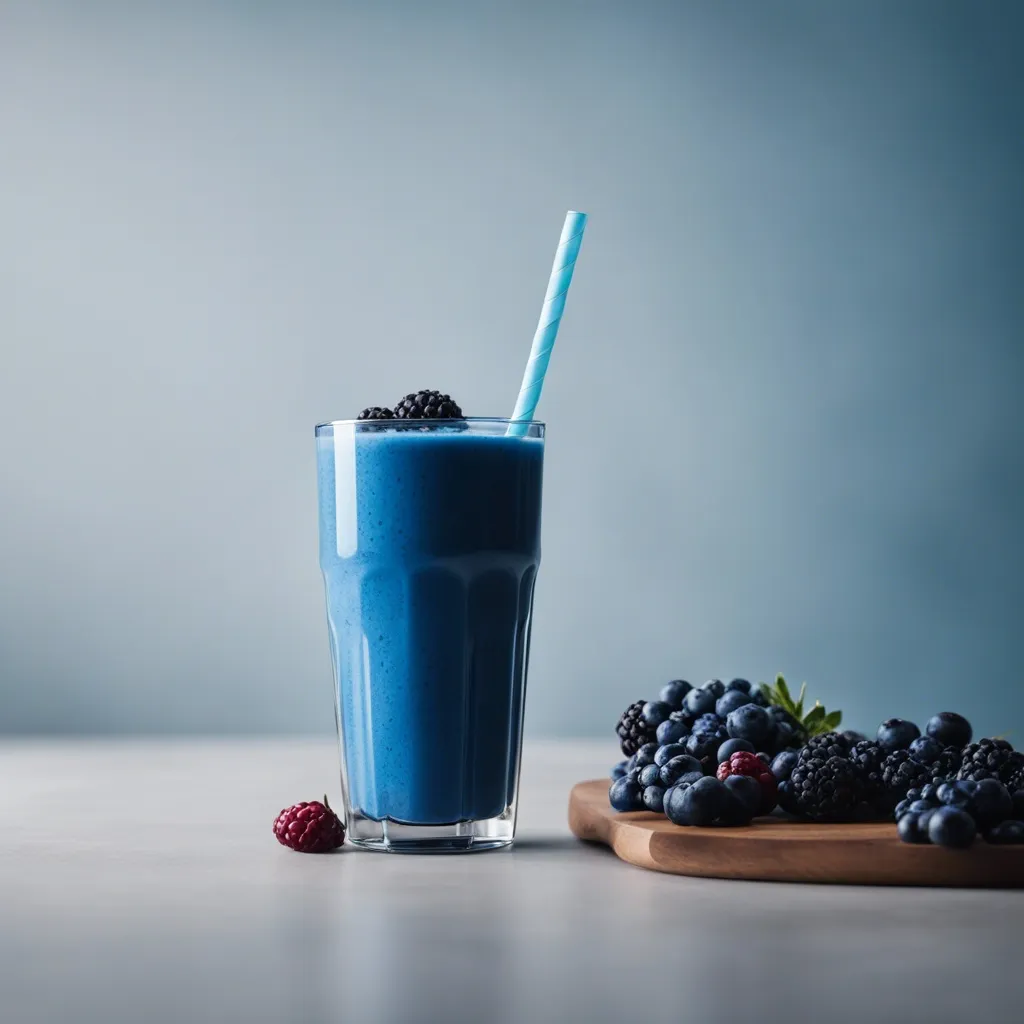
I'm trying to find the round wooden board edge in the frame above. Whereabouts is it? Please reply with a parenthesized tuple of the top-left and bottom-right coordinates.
(568, 778, 1024, 887)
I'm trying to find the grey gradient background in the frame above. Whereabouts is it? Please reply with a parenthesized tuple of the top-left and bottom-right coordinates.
(2, 0, 1023, 740)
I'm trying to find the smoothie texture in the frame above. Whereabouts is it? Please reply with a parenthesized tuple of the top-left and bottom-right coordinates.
(317, 422, 544, 826)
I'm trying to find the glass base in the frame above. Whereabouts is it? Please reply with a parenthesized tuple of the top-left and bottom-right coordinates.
(345, 808, 515, 854)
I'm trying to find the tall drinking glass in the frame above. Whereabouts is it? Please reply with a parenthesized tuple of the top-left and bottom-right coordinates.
(316, 418, 544, 852)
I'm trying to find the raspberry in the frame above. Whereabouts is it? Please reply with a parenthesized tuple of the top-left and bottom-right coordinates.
(273, 796, 346, 853)
(717, 750, 778, 814)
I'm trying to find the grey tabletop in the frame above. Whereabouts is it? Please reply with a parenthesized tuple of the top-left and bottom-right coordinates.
(2, 739, 1022, 1024)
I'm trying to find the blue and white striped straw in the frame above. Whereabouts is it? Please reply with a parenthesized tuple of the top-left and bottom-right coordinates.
(508, 211, 587, 434)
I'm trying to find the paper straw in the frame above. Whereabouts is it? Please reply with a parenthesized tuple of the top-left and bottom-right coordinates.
(508, 211, 587, 434)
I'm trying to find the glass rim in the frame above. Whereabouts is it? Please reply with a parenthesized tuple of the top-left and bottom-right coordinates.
(315, 416, 545, 431)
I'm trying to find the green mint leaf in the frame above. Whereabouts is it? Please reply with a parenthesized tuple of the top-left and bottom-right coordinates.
(795, 682, 807, 719)
(803, 704, 826, 733)
(823, 710, 843, 730)
(775, 675, 792, 704)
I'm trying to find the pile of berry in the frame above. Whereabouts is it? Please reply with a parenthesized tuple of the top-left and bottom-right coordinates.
(610, 681, 1024, 849)
(358, 390, 464, 422)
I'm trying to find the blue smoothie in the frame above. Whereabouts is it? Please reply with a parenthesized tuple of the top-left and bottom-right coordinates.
(316, 423, 544, 825)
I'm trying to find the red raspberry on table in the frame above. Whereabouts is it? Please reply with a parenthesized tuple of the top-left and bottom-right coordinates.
(716, 751, 778, 814)
(273, 795, 346, 853)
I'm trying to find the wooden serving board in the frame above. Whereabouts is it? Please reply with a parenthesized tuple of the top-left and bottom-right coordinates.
(568, 779, 1024, 887)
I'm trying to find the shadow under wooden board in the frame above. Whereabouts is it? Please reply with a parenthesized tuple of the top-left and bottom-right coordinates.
(568, 779, 1024, 887)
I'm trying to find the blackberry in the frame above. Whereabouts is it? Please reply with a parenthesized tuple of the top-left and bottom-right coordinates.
(956, 739, 1024, 786)
(881, 749, 931, 804)
(357, 406, 395, 421)
(616, 701, 655, 756)
(788, 755, 865, 821)
(926, 745, 963, 783)
(801, 732, 850, 761)
(849, 740, 885, 801)
(393, 390, 464, 420)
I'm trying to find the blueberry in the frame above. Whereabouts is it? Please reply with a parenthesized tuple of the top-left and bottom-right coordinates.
(643, 785, 666, 814)
(726, 678, 751, 693)
(641, 701, 673, 729)
(971, 779, 1013, 828)
(771, 750, 799, 782)
(906, 788, 922, 802)
(717, 738, 755, 763)
(908, 736, 942, 764)
(925, 712, 972, 750)
(756, 752, 772, 765)
(685, 731, 719, 765)
(908, 799, 938, 815)
(683, 688, 717, 717)
(654, 742, 689, 768)
(953, 779, 979, 798)
(659, 755, 703, 787)
(659, 680, 692, 709)
(876, 718, 921, 753)
(726, 704, 772, 746)
(715, 690, 751, 719)
(656, 717, 689, 746)
(701, 679, 726, 699)
(693, 712, 725, 731)
(639, 764, 662, 788)
(894, 799, 912, 820)
(609, 777, 644, 812)
(748, 686, 770, 708)
(672, 776, 729, 826)
(663, 784, 691, 825)
(919, 783, 940, 802)
(634, 743, 659, 768)
(677, 770, 705, 787)
(626, 767, 642, 784)
(775, 778, 797, 814)
(624, 753, 638, 773)
(611, 760, 628, 780)
(770, 721, 801, 752)
(897, 812, 931, 844)
(985, 820, 1024, 844)
(928, 806, 977, 848)
(722, 774, 761, 817)
(935, 782, 971, 810)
